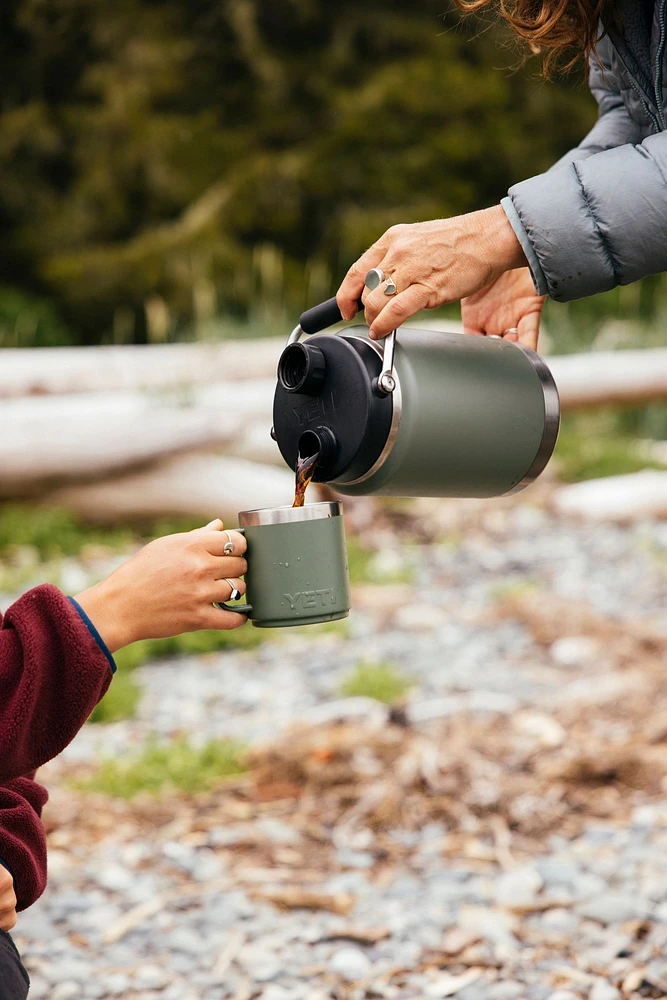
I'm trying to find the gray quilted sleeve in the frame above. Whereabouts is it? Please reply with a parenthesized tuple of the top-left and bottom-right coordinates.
(502, 37, 653, 300)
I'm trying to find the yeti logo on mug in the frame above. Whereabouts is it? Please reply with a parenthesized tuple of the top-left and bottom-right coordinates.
(283, 588, 337, 611)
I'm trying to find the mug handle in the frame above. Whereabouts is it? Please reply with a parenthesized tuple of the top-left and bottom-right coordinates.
(214, 526, 253, 615)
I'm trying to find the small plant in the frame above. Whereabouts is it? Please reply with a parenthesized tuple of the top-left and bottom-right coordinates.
(0, 505, 131, 560)
(113, 625, 263, 673)
(346, 536, 414, 586)
(88, 672, 141, 724)
(554, 415, 667, 483)
(340, 661, 414, 704)
(74, 736, 247, 798)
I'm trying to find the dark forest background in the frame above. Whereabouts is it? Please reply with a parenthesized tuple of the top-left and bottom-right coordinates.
(0, 0, 660, 348)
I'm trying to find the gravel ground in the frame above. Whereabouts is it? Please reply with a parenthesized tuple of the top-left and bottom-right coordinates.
(11, 498, 667, 1000)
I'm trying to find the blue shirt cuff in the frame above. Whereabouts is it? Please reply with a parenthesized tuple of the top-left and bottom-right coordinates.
(501, 196, 549, 297)
(67, 597, 116, 674)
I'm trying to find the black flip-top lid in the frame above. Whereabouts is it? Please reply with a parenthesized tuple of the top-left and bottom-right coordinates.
(273, 333, 393, 484)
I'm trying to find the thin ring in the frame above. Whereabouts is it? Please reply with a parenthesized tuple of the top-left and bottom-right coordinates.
(212, 577, 242, 609)
(503, 327, 519, 337)
(222, 530, 235, 555)
(365, 268, 385, 291)
(383, 277, 397, 296)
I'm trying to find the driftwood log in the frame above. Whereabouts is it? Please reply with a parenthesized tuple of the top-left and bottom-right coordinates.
(0, 340, 282, 398)
(548, 349, 667, 409)
(552, 470, 667, 522)
(1, 336, 666, 409)
(0, 381, 277, 496)
(45, 455, 296, 525)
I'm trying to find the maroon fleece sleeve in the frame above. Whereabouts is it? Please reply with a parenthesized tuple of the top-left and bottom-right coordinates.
(0, 772, 48, 911)
(0, 584, 113, 784)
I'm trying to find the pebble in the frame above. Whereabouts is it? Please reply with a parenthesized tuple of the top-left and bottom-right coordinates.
(495, 867, 543, 907)
(487, 985, 525, 1000)
(133, 966, 171, 990)
(589, 980, 621, 1000)
(51, 985, 81, 1000)
(577, 892, 647, 925)
(329, 946, 372, 981)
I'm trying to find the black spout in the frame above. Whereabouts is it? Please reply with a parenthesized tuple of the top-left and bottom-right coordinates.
(298, 427, 338, 475)
(278, 343, 326, 395)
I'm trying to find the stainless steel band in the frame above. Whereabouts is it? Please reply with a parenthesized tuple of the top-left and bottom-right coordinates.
(239, 502, 342, 527)
(501, 343, 561, 497)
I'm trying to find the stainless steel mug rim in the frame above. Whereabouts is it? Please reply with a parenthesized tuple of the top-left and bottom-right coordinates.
(238, 501, 342, 527)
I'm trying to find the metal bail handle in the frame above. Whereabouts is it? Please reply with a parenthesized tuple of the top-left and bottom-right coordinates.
(291, 297, 397, 394)
(377, 329, 397, 395)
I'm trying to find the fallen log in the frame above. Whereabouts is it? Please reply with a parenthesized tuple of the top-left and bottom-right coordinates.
(551, 470, 667, 522)
(0, 339, 283, 398)
(548, 348, 667, 409)
(1, 337, 666, 410)
(44, 454, 296, 524)
(0, 382, 276, 496)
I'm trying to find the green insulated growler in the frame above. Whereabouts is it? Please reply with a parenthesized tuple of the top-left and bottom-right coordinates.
(272, 297, 560, 498)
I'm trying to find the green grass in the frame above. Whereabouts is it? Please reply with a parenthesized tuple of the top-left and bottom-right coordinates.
(346, 536, 414, 586)
(340, 661, 414, 704)
(554, 414, 667, 483)
(73, 735, 247, 799)
(113, 625, 263, 673)
(88, 672, 142, 724)
(0, 505, 132, 559)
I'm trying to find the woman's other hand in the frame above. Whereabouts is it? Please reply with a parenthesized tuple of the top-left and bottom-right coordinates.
(0, 866, 17, 931)
(73, 520, 248, 652)
(336, 205, 526, 340)
(461, 267, 547, 350)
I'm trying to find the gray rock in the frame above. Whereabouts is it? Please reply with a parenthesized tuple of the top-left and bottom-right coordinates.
(98, 974, 131, 996)
(51, 984, 81, 1000)
(329, 946, 372, 981)
(495, 867, 543, 908)
(133, 965, 171, 990)
(487, 985, 525, 1000)
(589, 980, 621, 1000)
(577, 892, 647, 925)
(257, 817, 302, 845)
(539, 908, 580, 931)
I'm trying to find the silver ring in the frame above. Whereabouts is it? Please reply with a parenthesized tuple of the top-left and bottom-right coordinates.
(365, 268, 384, 291)
(224, 578, 241, 602)
(222, 530, 235, 555)
(503, 328, 519, 337)
(383, 277, 397, 296)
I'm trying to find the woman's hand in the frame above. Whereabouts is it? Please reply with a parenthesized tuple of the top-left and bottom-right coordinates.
(74, 520, 248, 652)
(461, 266, 547, 350)
(336, 205, 526, 340)
(0, 865, 17, 931)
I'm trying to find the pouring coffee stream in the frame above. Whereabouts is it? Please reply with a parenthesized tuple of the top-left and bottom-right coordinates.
(292, 434, 320, 508)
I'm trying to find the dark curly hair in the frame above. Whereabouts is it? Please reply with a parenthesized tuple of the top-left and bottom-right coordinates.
(453, 0, 622, 73)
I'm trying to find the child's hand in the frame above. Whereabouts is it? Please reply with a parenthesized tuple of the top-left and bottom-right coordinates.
(74, 519, 248, 652)
(0, 866, 17, 931)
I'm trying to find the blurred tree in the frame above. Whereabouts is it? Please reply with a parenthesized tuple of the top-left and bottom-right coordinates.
(0, 0, 596, 343)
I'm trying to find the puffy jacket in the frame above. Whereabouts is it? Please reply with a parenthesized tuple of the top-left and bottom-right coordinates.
(501, 0, 667, 301)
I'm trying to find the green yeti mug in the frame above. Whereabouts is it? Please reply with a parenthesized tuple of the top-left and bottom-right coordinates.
(218, 501, 351, 628)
